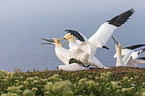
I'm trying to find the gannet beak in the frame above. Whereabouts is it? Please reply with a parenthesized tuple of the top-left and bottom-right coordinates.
(62, 40, 68, 47)
(41, 38, 54, 42)
(59, 37, 65, 40)
(111, 36, 119, 46)
(41, 38, 55, 45)
(41, 43, 55, 45)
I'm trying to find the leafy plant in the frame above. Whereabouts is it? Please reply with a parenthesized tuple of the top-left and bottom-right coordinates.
(0, 67, 145, 96)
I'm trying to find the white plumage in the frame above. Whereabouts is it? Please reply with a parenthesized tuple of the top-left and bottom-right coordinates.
(112, 36, 145, 67)
(88, 22, 117, 54)
(58, 63, 89, 71)
(61, 9, 135, 68)
(42, 9, 135, 71)
(41, 38, 90, 71)
(63, 32, 108, 68)
(88, 9, 135, 54)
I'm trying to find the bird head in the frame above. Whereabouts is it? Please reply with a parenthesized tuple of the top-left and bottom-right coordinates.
(64, 33, 75, 40)
(112, 36, 119, 46)
(112, 36, 121, 51)
(59, 33, 74, 47)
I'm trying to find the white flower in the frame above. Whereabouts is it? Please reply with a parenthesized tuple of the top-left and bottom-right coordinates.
(142, 92, 145, 96)
(22, 89, 34, 96)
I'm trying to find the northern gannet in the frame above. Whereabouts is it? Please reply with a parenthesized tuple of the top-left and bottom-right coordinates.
(112, 36, 145, 67)
(62, 31, 108, 68)
(41, 38, 89, 71)
(60, 9, 134, 68)
(63, 9, 135, 54)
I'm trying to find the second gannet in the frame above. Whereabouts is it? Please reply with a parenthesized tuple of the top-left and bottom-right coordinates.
(41, 38, 90, 71)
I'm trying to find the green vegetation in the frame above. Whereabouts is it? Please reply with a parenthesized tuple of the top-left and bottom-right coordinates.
(0, 67, 145, 96)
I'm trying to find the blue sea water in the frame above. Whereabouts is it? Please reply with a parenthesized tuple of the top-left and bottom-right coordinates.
(0, 0, 145, 72)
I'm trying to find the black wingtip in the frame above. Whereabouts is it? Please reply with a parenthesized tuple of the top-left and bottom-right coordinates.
(69, 58, 80, 64)
(65, 30, 85, 42)
(137, 57, 145, 60)
(69, 58, 90, 67)
(123, 44, 145, 50)
(141, 48, 145, 53)
(102, 46, 109, 50)
(107, 8, 135, 27)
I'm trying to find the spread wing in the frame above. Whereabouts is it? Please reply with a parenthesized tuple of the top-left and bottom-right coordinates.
(123, 44, 145, 50)
(113, 49, 133, 58)
(88, 9, 135, 55)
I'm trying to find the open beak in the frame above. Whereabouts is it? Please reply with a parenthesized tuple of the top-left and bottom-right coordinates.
(111, 36, 119, 46)
(41, 43, 54, 45)
(41, 38, 55, 45)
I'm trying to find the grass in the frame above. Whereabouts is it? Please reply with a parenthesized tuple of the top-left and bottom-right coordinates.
(1, 67, 145, 96)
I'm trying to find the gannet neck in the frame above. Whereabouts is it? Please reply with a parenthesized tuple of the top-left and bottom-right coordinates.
(53, 39, 62, 47)
(116, 44, 125, 66)
(64, 33, 76, 42)
(55, 41, 62, 47)
(117, 44, 122, 60)
(69, 39, 78, 49)
(68, 37, 76, 42)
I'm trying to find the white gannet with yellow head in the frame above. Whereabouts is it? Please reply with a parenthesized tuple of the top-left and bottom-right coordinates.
(60, 9, 135, 68)
(41, 38, 89, 71)
(62, 30, 108, 68)
(112, 36, 145, 67)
